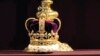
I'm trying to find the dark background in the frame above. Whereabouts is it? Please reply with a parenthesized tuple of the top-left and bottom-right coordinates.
(0, 0, 100, 50)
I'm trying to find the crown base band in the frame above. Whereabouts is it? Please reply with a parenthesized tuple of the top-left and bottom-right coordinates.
(25, 41, 73, 52)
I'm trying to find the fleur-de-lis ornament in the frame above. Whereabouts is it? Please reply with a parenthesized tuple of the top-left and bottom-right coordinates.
(25, 0, 73, 52)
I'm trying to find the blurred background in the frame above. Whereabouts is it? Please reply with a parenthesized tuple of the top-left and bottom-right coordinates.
(0, 0, 100, 50)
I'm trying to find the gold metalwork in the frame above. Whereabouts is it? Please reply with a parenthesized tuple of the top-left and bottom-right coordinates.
(25, 0, 73, 52)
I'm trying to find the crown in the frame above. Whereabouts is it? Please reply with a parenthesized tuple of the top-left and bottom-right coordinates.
(25, 0, 61, 45)
(25, 0, 73, 52)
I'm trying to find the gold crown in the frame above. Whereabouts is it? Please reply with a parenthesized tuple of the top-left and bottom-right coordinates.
(25, 0, 73, 52)
(25, 0, 61, 46)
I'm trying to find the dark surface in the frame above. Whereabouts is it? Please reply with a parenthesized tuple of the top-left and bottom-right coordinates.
(0, 0, 100, 50)
(0, 50, 100, 56)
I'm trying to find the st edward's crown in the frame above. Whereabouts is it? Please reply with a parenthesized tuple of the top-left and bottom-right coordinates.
(25, 0, 73, 52)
